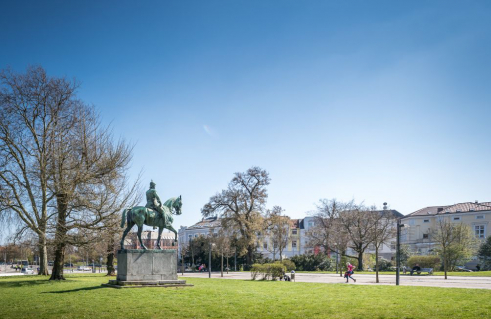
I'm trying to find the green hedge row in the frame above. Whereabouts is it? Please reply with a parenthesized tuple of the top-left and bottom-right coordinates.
(251, 263, 286, 280)
(407, 256, 441, 269)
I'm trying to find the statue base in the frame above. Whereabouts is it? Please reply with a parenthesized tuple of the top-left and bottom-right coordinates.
(102, 249, 192, 288)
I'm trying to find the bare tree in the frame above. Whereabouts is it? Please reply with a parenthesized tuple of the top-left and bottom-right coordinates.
(46, 85, 139, 280)
(215, 228, 233, 277)
(369, 206, 397, 283)
(432, 219, 478, 279)
(264, 206, 290, 261)
(0, 66, 78, 275)
(338, 203, 375, 270)
(202, 167, 270, 267)
(306, 199, 352, 276)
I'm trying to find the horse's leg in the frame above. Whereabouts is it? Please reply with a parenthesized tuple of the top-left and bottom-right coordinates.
(120, 210, 134, 249)
(166, 225, 178, 246)
(137, 225, 147, 250)
(120, 222, 135, 249)
(156, 227, 163, 250)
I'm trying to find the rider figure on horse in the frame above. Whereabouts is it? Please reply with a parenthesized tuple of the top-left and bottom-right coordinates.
(145, 181, 164, 226)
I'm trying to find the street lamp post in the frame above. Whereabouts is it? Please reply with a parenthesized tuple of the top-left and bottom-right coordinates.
(208, 242, 215, 278)
(396, 219, 405, 286)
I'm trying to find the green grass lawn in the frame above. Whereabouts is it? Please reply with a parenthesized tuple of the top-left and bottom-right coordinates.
(0, 274, 490, 319)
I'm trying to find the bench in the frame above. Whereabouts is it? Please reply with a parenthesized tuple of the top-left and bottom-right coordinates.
(409, 268, 433, 275)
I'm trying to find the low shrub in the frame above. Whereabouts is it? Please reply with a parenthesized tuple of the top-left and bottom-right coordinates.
(291, 254, 331, 271)
(376, 258, 393, 271)
(275, 259, 296, 271)
(251, 263, 286, 280)
(407, 256, 441, 269)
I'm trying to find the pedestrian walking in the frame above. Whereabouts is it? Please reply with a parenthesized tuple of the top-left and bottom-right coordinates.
(344, 262, 356, 283)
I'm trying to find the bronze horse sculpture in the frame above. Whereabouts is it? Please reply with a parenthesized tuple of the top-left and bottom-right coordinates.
(120, 196, 182, 250)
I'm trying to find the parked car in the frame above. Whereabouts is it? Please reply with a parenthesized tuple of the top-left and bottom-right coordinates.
(64, 263, 74, 267)
(77, 266, 91, 271)
(21, 267, 35, 275)
(455, 266, 473, 272)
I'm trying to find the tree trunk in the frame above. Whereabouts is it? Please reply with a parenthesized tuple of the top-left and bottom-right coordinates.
(357, 251, 364, 271)
(50, 194, 68, 281)
(221, 252, 224, 277)
(443, 249, 447, 280)
(106, 236, 116, 276)
(246, 244, 254, 268)
(375, 246, 379, 283)
(38, 233, 49, 276)
(181, 250, 184, 275)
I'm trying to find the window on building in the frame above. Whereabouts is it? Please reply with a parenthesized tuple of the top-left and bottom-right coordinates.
(292, 229, 297, 235)
(292, 241, 297, 249)
(263, 242, 268, 249)
(409, 219, 415, 226)
(476, 215, 484, 220)
(423, 219, 430, 223)
(475, 225, 485, 238)
(194, 234, 198, 238)
(390, 242, 396, 250)
(308, 222, 314, 228)
(423, 234, 429, 239)
(453, 217, 460, 221)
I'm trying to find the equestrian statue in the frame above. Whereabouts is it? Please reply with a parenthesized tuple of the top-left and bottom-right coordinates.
(120, 181, 182, 250)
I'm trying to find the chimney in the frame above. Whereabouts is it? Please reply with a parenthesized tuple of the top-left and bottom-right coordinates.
(475, 200, 478, 204)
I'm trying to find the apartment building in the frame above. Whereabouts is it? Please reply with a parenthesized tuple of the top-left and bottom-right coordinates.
(401, 201, 491, 255)
(178, 216, 318, 260)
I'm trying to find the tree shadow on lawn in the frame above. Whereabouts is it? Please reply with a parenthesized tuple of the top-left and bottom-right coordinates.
(0, 279, 54, 288)
(43, 286, 106, 294)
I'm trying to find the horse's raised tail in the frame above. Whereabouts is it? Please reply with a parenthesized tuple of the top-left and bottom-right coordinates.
(121, 209, 128, 228)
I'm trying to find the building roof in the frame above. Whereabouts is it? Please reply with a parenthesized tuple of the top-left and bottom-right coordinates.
(404, 201, 491, 218)
(375, 209, 404, 218)
(186, 216, 221, 230)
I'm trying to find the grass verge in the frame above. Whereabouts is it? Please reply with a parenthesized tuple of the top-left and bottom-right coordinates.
(0, 274, 490, 318)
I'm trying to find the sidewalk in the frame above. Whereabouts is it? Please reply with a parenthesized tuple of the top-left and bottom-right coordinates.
(180, 271, 491, 290)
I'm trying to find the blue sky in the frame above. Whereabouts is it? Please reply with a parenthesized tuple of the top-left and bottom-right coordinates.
(1, 0, 491, 237)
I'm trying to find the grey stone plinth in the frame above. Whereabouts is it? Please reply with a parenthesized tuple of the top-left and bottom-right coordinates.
(116, 249, 178, 281)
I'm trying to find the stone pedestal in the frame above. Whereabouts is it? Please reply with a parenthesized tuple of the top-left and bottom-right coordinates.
(103, 249, 192, 288)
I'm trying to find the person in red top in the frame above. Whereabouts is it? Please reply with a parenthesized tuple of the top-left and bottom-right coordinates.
(345, 262, 356, 283)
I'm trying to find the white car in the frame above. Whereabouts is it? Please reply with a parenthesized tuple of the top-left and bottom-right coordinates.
(77, 266, 91, 271)
(21, 267, 35, 275)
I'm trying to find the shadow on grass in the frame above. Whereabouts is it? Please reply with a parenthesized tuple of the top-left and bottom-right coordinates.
(0, 279, 54, 288)
(43, 285, 106, 294)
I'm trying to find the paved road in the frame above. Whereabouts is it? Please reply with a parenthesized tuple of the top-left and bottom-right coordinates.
(180, 272, 491, 290)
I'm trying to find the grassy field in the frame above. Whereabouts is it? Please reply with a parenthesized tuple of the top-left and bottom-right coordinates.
(0, 274, 490, 319)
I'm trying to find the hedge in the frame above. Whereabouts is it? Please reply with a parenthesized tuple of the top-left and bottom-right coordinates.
(407, 256, 441, 269)
(251, 263, 286, 280)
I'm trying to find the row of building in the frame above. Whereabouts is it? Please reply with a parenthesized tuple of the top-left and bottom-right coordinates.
(176, 201, 491, 265)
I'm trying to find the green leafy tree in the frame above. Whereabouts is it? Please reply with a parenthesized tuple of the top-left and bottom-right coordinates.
(477, 236, 491, 270)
